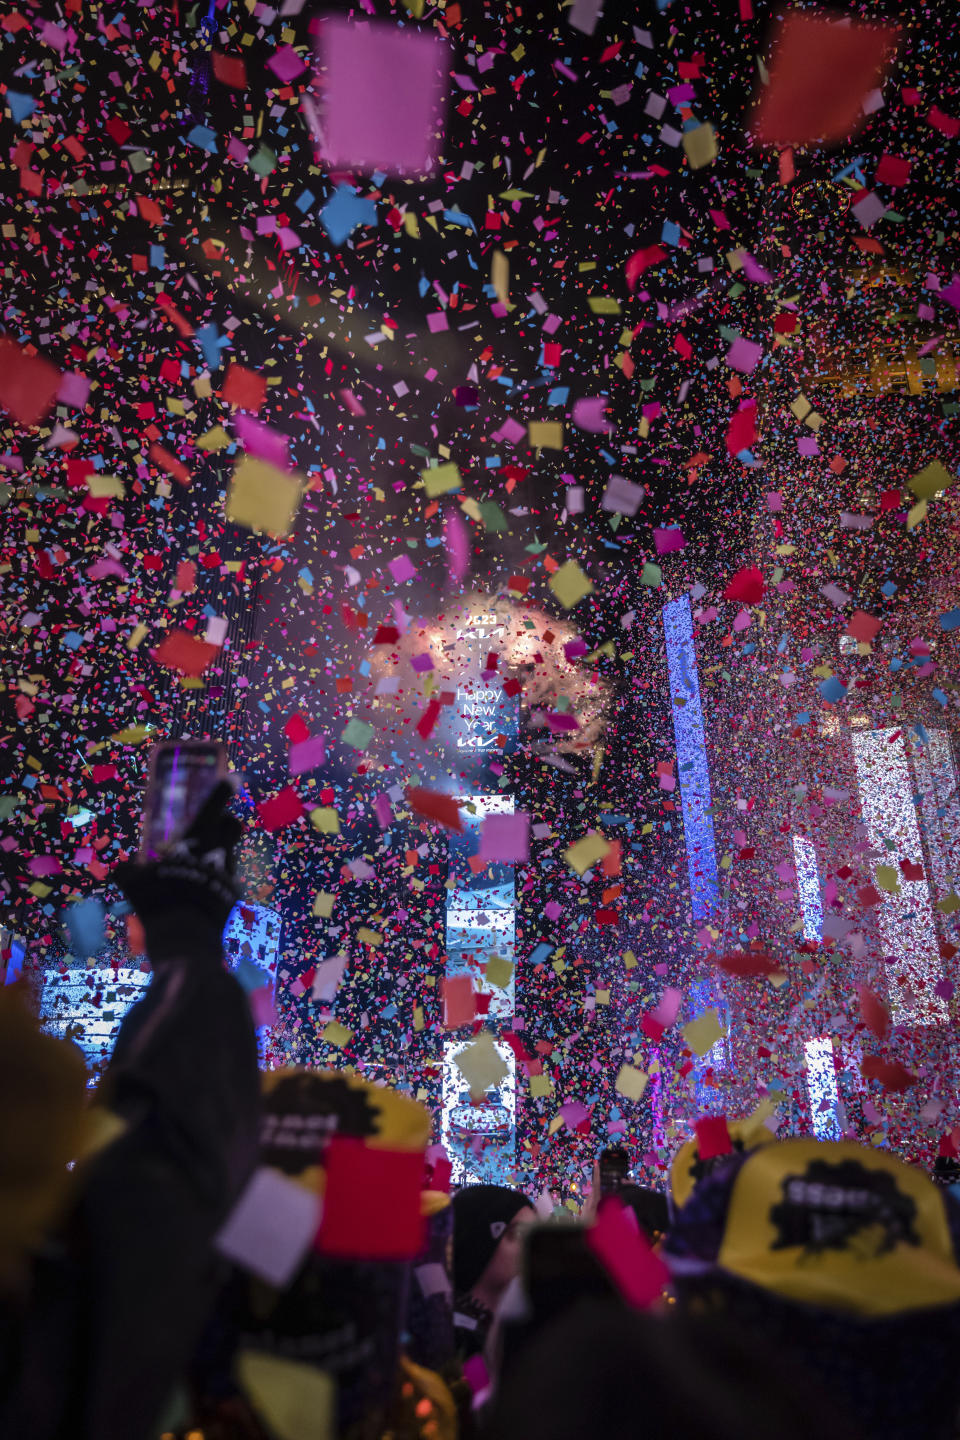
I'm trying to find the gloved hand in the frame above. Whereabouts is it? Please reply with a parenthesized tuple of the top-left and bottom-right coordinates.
(113, 779, 244, 966)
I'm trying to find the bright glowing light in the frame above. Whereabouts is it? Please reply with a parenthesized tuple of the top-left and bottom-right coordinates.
(42, 967, 151, 1071)
(662, 595, 719, 921)
(455, 682, 510, 751)
(793, 834, 823, 942)
(911, 730, 960, 902)
(850, 727, 946, 1025)
(224, 902, 282, 1062)
(688, 976, 729, 1108)
(41, 905, 282, 1076)
(442, 622, 520, 1185)
(804, 1037, 842, 1141)
(223, 901, 282, 981)
(441, 1038, 516, 1185)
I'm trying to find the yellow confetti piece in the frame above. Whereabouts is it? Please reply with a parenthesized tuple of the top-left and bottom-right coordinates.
(615, 1064, 648, 1101)
(682, 1008, 724, 1057)
(907, 498, 928, 530)
(86, 473, 123, 498)
(623, 950, 638, 970)
(564, 832, 611, 875)
(683, 121, 717, 169)
(226, 455, 304, 539)
(528, 1072, 554, 1098)
(587, 295, 621, 314)
(909, 459, 954, 500)
(491, 248, 509, 305)
(196, 425, 232, 451)
(356, 927, 383, 947)
(454, 1031, 507, 1100)
(322, 1021, 353, 1049)
(109, 724, 153, 745)
(875, 864, 900, 893)
(236, 1351, 335, 1440)
(527, 420, 564, 449)
(312, 891, 335, 918)
(421, 461, 461, 497)
(485, 954, 514, 989)
(548, 558, 594, 608)
(309, 806, 340, 834)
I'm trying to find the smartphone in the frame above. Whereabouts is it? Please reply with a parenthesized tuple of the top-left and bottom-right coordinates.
(598, 1145, 630, 1197)
(140, 739, 227, 860)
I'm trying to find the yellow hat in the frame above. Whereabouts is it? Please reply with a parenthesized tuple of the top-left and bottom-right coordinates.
(718, 1139, 960, 1318)
(0, 984, 88, 1278)
(670, 1106, 776, 1210)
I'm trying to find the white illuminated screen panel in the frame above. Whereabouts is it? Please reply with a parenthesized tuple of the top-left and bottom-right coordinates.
(42, 967, 151, 1074)
(910, 730, 960, 902)
(850, 727, 945, 1025)
(792, 834, 823, 942)
(804, 1036, 842, 1141)
(441, 1039, 516, 1185)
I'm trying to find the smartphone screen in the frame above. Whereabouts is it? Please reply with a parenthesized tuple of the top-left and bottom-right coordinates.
(599, 1145, 630, 1197)
(140, 740, 227, 860)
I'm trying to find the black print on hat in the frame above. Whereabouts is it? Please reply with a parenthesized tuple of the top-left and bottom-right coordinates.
(769, 1159, 921, 1258)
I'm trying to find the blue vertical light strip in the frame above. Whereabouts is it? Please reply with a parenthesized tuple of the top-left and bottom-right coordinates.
(662, 595, 720, 920)
(663, 595, 725, 1110)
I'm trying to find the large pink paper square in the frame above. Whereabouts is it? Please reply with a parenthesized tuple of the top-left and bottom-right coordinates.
(319, 16, 448, 177)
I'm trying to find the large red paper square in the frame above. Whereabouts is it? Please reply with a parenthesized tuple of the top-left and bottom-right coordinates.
(695, 1114, 733, 1161)
(316, 1138, 425, 1260)
(752, 13, 900, 147)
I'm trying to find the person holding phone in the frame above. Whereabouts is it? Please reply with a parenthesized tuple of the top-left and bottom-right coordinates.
(0, 779, 260, 1440)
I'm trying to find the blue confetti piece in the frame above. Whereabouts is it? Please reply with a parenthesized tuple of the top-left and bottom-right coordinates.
(933, 688, 949, 707)
(65, 897, 107, 960)
(321, 184, 377, 246)
(443, 208, 476, 231)
(7, 91, 36, 123)
(234, 955, 270, 994)
(819, 677, 847, 703)
(940, 609, 960, 631)
(528, 942, 553, 966)
(186, 124, 218, 153)
(195, 322, 230, 372)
